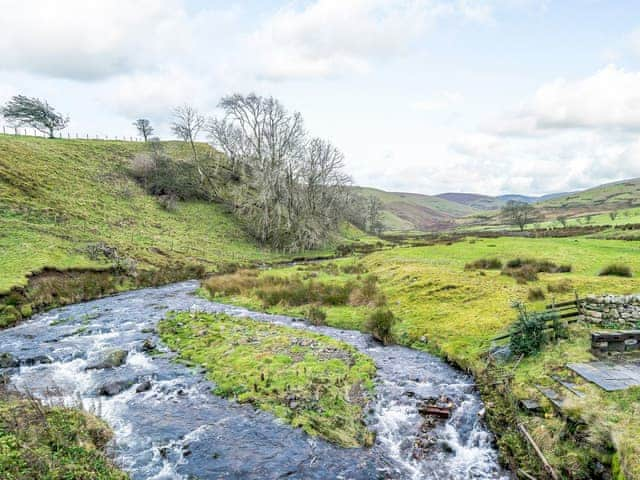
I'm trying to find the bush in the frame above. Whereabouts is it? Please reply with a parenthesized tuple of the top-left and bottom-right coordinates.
(547, 279, 573, 293)
(204, 270, 259, 297)
(365, 308, 397, 345)
(307, 306, 327, 326)
(502, 258, 572, 283)
(341, 262, 368, 274)
(158, 194, 178, 212)
(598, 264, 632, 277)
(464, 258, 502, 270)
(509, 303, 566, 356)
(527, 287, 546, 301)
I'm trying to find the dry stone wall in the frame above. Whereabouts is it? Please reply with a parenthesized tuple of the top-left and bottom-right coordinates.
(579, 294, 640, 328)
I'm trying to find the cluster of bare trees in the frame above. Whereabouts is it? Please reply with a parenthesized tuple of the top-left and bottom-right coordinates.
(207, 94, 353, 251)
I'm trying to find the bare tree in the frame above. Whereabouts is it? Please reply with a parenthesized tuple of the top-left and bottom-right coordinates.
(502, 200, 535, 231)
(171, 105, 205, 163)
(133, 118, 154, 141)
(366, 196, 384, 234)
(1, 95, 68, 138)
(208, 93, 351, 250)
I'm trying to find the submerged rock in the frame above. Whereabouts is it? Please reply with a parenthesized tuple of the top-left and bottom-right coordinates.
(85, 349, 128, 370)
(0, 352, 19, 369)
(21, 355, 53, 366)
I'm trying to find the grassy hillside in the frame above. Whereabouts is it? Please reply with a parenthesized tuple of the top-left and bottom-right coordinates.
(0, 135, 371, 297)
(541, 178, 640, 209)
(207, 237, 640, 479)
(352, 186, 477, 232)
(436, 192, 506, 210)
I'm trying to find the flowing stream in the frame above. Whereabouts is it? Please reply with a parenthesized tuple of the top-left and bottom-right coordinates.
(0, 281, 508, 479)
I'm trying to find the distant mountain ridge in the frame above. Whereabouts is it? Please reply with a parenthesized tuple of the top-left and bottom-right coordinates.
(436, 191, 573, 210)
(355, 178, 640, 233)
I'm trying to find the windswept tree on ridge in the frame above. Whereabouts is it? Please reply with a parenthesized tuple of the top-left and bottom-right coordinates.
(1, 95, 69, 138)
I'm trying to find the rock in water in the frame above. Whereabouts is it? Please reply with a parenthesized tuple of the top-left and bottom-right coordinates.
(85, 349, 128, 370)
(99, 379, 135, 396)
(141, 338, 156, 352)
(136, 380, 152, 393)
(0, 353, 18, 369)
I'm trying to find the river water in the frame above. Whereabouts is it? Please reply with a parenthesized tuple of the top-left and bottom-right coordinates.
(0, 281, 508, 479)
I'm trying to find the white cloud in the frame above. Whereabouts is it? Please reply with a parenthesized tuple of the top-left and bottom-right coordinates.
(412, 91, 463, 111)
(247, 0, 434, 80)
(0, 0, 193, 81)
(493, 65, 640, 135)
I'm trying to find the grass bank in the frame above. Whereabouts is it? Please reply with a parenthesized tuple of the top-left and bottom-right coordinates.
(203, 236, 640, 479)
(0, 390, 127, 479)
(158, 311, 376, 447)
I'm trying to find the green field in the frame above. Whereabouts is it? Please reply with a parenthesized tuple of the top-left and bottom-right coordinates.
(206, 237, 640, 479)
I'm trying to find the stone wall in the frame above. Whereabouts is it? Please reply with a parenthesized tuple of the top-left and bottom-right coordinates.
(579, 294, 640, 327)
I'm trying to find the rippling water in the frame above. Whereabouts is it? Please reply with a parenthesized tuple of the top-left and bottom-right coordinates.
(0, 281, 508, 479)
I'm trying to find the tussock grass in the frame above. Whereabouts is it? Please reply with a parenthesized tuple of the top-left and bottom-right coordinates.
(0, 389, 126, 479)
(599, 264, 633, 278)
(464, 257, 502, 270)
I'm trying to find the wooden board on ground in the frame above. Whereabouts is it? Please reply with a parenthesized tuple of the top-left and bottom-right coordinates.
(567, 361, 640, 391)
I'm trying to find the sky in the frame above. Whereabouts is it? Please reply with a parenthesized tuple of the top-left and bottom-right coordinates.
(2, 0, 640, 196)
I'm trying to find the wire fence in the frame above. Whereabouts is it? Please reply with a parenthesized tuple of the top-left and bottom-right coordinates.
(0, 125, 145, 142)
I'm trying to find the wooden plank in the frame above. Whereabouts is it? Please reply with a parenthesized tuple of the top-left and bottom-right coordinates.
(545, 300, 577, 309)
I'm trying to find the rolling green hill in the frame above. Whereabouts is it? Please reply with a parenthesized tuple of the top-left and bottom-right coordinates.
(352, 186, 477, 231)
(539, 178, 640, 211)
(0, 135, 370, 296)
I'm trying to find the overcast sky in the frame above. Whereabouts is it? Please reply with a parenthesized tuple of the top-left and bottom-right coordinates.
(2, 0, 640, 196)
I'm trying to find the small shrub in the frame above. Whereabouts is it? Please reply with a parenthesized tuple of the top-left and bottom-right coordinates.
(204, 270, 259, 297)
(509, 303, 566, 356)
(598, 264, 632, 278)
(464, 258, 502, 270)
(509, 264, 539, 284)
(502, 258, 571, 283)
(527, 287, 545, 301)
(158, 194, 178, 212)
(307, 306, 327, 326)
(341, 262, 368, 274)
(365, 308, 397, 345)
(547, 279, 573, 293)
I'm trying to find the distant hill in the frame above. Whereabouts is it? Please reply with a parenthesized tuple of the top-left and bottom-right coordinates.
(538, 178, 640, 210)
(354, 178, 640, 233)
(437, 191, 572, 210)
(352, 187, 477, 232)
(436, 193, 505, 210)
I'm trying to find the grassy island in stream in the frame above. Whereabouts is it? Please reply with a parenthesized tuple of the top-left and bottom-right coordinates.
(0, 393, 127, 479)
(158, 311, 376, 447)
(202, 237, 640, 479)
